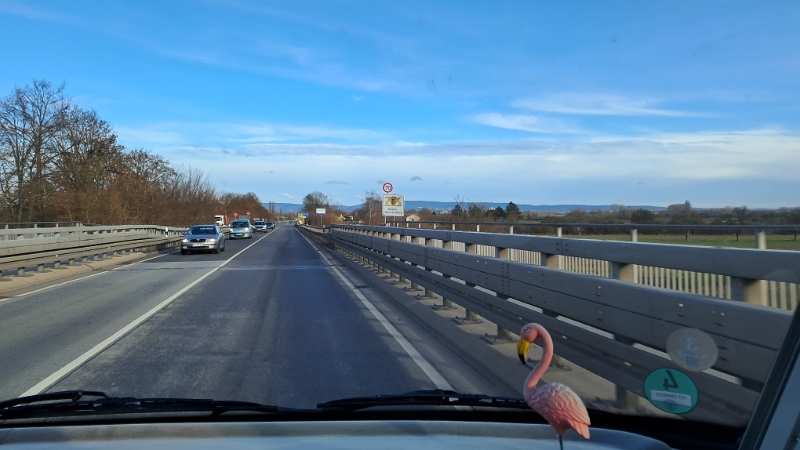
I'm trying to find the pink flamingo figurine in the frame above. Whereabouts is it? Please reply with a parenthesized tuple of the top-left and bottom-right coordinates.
(517, 323, 590, 450)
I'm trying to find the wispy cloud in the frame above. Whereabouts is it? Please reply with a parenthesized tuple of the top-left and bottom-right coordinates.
(512, 93, 707, 117)
(470, 113, 585, 134)
(326, 180, 348, 185)
(0, 1, 80, 25)
(410, 176, 423, 182)
(115, 120, 385, 152)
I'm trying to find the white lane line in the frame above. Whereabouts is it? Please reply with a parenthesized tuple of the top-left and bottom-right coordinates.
(299, 232, 453, 391)
(10, 252, 174, 300)
(8, 231, 270, 301)
(19, 234, 270, 397)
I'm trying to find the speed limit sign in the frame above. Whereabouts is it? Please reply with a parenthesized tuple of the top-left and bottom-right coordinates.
(382, 182, 393, 193)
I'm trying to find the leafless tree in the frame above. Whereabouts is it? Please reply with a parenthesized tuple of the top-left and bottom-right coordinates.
(0, 80, 70, 221)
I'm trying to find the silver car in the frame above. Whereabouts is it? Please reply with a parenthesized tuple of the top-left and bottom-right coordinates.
(181, 224, 225, 254)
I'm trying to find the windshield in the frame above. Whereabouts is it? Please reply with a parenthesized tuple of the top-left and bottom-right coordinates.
(1, 1, 798, 447)
(189, 226, 217, 235)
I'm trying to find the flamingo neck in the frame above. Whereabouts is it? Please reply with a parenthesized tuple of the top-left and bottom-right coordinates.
(524, 325, 553, 393)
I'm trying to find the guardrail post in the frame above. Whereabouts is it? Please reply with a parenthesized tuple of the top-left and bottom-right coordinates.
(609, 261, 641, 410)
(730, 231, 768, 305)
(540, 253, 561, 269)
(483, 247, 515, 344)
(455, 308, 482, 325)
(539, 228, 564, 269)
(614, 336, 641, 411)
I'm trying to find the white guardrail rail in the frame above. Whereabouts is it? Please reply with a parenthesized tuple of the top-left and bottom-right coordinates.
(0, 224, 188, 277)
(314, 223, 798, 426)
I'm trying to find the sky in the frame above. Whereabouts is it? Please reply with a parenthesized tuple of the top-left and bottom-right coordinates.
(1, 0, 798, 208)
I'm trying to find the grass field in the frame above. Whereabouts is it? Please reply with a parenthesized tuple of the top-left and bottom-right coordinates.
(554, 233, 800, 251)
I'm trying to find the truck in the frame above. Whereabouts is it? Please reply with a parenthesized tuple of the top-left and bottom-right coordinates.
(213, 214, 231, 236)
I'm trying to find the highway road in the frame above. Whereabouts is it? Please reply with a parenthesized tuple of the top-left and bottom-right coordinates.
(0, 224, 513, 407)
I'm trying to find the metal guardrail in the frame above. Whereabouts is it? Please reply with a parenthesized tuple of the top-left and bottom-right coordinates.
(316, 224, 797, 426)
(0, 224, 188, 278)
(388, 220, 800, 234)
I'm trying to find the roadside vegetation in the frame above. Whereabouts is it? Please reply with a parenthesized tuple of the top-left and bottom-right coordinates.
(0, 80, 270, 226)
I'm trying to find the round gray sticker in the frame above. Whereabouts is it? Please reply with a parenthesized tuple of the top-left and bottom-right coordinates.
(666, 328, 719, 372)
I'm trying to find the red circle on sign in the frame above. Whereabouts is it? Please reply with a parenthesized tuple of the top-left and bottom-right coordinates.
(382, 182, 393, 193)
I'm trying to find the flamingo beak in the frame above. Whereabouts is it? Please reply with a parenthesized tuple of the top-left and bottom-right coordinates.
(517, 338, 530, 364)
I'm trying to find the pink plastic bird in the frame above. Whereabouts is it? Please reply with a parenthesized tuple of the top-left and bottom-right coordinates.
(517, 323, 590, 450)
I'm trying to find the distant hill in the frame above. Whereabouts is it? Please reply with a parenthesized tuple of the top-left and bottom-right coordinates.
(265, 201, 665, 213)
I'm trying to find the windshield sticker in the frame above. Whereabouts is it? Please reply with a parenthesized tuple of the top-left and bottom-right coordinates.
(644, 368, 698, 414)
(666, 328, 719, 372)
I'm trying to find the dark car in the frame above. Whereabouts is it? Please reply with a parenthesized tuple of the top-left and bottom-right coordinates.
(266, 222, 275, 229)
(181, 224, 225, 254)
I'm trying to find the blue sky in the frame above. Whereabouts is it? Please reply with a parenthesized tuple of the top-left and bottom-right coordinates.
(1, 0, 798, 208)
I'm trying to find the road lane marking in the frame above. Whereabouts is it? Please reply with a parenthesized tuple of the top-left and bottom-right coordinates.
(19, 233, 271, 397)
(299, 232, 453, 391)
(9, 251, 177, 300)
(8, 232, 270, 300)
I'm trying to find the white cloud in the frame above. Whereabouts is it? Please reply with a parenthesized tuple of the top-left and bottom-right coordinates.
(512, 93, 707, 117)
(471, 113, 585, 134)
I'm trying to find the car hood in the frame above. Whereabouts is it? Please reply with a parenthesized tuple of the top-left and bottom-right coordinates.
(184, 234, 219, 239)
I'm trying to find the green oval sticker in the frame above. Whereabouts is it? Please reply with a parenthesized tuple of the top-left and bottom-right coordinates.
(644, 368, 698, 414)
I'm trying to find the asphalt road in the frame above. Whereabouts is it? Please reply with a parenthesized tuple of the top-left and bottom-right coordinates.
(0, 224, 510, 407)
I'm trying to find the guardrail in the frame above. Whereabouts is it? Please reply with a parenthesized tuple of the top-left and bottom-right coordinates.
(0, 224, 188, 278)
(389, 220, 800, 235)
(315, 223, 797, 426)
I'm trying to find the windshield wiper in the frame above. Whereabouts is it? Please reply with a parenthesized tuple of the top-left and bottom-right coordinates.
(0, 390, 292, 420)
(316, 389, 529, 411)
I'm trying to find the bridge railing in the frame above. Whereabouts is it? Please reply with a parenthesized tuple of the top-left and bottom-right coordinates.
(0, 224, 188, 277)
(321, 223, 797, 426)
(380, 221, 800, 311)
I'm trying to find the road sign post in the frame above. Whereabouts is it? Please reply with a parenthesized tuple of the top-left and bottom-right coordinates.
(315, 208, 326, 227)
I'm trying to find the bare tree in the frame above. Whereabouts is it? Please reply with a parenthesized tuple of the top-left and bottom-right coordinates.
(52, 106, 123, 223)
(0, 80, 70, 221)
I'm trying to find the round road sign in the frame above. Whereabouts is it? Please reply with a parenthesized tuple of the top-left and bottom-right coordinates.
(382, 182, 393, 193)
